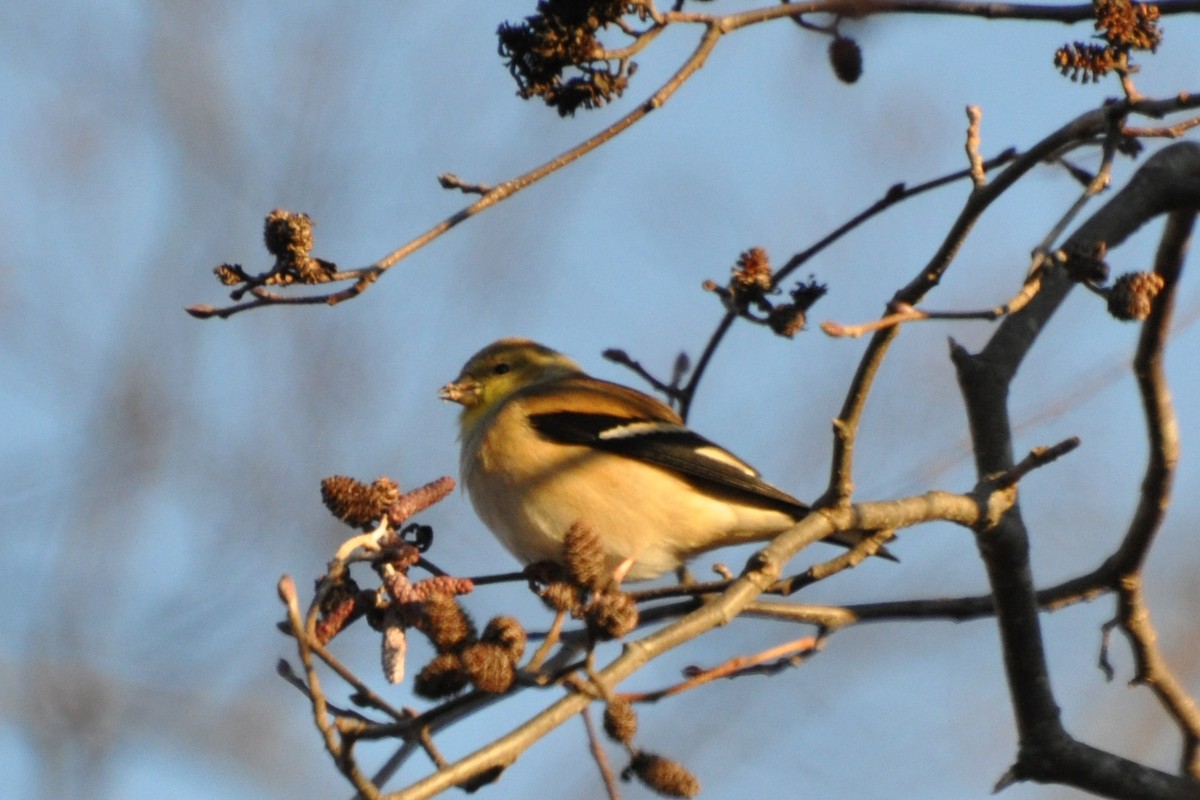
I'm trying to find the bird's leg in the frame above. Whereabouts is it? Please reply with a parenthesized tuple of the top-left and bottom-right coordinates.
(610, 555, 637, 585)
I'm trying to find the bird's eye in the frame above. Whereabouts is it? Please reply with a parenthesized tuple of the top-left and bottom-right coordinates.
(493, 362, 511, 376)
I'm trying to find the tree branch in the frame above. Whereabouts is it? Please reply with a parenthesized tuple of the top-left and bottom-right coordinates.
(953, 142, 1200, 797)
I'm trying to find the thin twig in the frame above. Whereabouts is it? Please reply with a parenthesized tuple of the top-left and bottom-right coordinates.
(390, 491, 1018, 799)
(991, 436, 1081, 489)
(772, 528, 895, 594)
(307, 638, 410, 722)
(581, 707, 623, 799)
(194, 3, 1200, 321)
(279, 576, 381, 798)
(1124, 115, 1200, 139)
(194, 19, 726, 320)
(691, 146, 1021, 413)
(966, 105, 987, 188)
(465, 570, 529, 586)
(620, 636, 821, 703)
(820, 97, 1161, 508)
(526, 609, 568, 672)
(678, 312, 735, 421)
(821, 302, 1004, 338)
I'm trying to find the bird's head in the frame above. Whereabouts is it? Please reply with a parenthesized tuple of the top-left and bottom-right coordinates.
(439, 338, 582, 430)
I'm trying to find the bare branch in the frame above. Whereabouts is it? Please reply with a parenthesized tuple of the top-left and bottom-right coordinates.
(190, 0, 1200, 320)
(1110, 207, 1200, 776)
(620, 636, 822, 703)
(580, 707, 622, 800)
(952, 142, 1200, 796)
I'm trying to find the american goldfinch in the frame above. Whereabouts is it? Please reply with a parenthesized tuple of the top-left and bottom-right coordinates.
(440, 338, 891, 582)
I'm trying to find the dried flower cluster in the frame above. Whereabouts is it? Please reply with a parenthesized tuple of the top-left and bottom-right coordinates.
(1054, 0, 1161, 83)
(529, 523, 640, 639)
(497, 0, 648, 116)
(1095, 0, 1162, 50)
(623, 751, 701, 797)
(374, 567, 471, 686)
(585, 590, 640, 639)
(313, 576, 370, 645)
(305, 473, 530, 696)
(1107, 271, 1164, 321)
(407, 586, 528, 699)
(295, 475, 703, 794)
(213, 209, 338, 291)
(565, 519, 608, 588)
(1059, 243, 1163, 322)
(304, 480, 461, 651)
(731, 247, 774, 300)
(704, 247, 827, 338)
(598, 694, 699, 796)
(321, 475, 402, 528)
(603, 697, 638, 746)
(1054, 41, 1121, 83)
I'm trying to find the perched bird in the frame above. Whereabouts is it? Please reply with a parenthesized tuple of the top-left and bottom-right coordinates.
(440, 338, 891, 582)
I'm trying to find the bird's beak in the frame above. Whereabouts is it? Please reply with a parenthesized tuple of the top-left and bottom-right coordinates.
(438, 377, 479, 407)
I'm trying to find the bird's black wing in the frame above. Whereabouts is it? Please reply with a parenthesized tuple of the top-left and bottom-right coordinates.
(529, 411, 810, 517)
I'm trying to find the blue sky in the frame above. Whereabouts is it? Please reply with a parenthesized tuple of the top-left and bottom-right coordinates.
(2, 2, 1198, 798)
